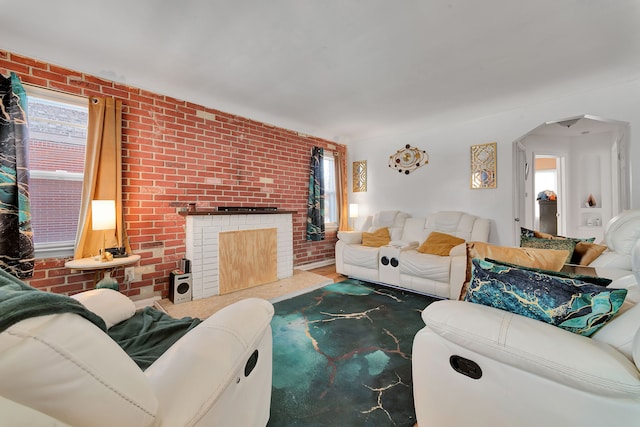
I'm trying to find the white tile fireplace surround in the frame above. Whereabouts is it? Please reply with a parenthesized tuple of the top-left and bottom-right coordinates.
(182, 210, 294, 299)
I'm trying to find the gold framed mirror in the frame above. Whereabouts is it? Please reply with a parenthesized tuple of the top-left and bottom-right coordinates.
(471, 142, 497, 189)
(353, 160, 367, 192)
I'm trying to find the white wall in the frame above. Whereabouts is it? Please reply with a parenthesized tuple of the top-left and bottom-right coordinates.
(568, 133, 614, 241)
(347, 77, 640, 246)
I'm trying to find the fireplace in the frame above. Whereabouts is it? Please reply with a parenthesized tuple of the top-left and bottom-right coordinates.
(182, 209, 294, 299)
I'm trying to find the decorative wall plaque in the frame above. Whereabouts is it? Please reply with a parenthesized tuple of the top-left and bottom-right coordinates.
(388, 144, 429, 174)
(352, 160, 367, 192)
(471, 142, 497, 189)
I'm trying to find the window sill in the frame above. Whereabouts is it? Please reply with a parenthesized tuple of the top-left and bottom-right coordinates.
(35, 242, 75, 260)
(325, 223, 338, 233)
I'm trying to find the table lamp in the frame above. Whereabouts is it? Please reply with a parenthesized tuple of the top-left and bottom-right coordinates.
(92, 200, 118, 290)
(349, 203, 359, 230)
(92, 200, 116, 262)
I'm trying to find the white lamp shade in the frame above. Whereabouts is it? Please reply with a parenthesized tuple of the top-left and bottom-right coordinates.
(92, 200, 116, 231)
(349, 203, 359, 218)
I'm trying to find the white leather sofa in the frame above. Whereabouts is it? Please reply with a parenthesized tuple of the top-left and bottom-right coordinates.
(412, 281, 640, 427)
(336, 210, 491, 299)
(335, 210, 410, 283)
(0, 288, 274, 427)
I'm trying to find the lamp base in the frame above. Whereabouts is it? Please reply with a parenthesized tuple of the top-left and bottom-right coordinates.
(96, 271, 119, 291)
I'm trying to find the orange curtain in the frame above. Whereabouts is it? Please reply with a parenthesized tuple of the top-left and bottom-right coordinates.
(335, 150, 349, 231)
(74, 97, 129, 259)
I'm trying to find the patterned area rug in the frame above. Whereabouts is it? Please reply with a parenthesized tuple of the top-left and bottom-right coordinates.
(268, 279, 437, 426)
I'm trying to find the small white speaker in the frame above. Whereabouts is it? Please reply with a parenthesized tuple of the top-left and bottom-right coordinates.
(169, 271, 192, 304)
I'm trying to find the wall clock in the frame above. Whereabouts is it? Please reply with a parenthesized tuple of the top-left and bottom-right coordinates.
(388, 144, 429, 174)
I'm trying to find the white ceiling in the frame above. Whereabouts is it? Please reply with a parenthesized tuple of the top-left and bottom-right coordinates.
(3, 1, 640, 142)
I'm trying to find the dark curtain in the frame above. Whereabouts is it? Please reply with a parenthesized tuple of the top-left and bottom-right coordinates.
(306, 146, 325, 241)
(0, 73, 34, 278)
(335, 151, 349, 231)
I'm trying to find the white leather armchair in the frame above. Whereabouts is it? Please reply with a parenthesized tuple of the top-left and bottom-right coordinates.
(412, 283, 640, 427)
(0, 290, 274, 427)
(591, 209, 640, 284)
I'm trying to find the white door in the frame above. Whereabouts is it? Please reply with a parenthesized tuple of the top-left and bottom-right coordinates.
(513, 141, 527, 245)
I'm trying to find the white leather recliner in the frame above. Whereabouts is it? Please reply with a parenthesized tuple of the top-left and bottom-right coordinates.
(591, 209, 640, 284)
(412, 281, 640, 427)
(0, 288, 274, 427)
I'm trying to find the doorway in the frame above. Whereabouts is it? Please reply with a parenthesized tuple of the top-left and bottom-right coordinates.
(513, 115, 630, 244)
(534, 155, 563, 235)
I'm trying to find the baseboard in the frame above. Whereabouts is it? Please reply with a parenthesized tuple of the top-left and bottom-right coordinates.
(296, 258, 336, 271)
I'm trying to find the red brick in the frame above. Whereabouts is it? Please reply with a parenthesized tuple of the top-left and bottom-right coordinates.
(2, 48, 344, 299)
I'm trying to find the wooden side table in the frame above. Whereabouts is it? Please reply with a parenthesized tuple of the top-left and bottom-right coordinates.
(65, 254, 141, 290)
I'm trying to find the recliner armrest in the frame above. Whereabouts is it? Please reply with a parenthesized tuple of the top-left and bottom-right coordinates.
(145, 298, 274, 426)
(448, 242, 466, 257)
(337, 231, 363, 244)
(422, 300, 640, 398)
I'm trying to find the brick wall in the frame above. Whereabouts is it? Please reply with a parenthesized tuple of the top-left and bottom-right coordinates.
(0, 50, 344, 298)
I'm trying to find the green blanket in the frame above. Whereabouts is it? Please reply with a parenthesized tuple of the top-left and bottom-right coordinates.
(108, 307, 202, 370)
(0, 267, 106, 333)
(0, 267, 201, 371)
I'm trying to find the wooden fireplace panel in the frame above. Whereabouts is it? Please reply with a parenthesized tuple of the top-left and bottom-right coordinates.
(219, 228, 278, 294)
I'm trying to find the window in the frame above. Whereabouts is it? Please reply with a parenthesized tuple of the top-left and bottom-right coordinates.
(25, 86, 88, 258)
(323, 152, 338, 229)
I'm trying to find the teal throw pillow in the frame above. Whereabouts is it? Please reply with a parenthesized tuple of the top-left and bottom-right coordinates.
(484, 258, 612, 288)
(465, 258, 627, 337)
(520, 236, 575, 264)
(520, 227, 535, 238)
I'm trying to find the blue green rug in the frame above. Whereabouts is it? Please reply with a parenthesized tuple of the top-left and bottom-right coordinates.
(268, 279, 437, 426)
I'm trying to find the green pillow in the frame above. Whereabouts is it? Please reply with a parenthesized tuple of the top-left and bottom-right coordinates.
(465, 258, 627, 337)
(520, 236, 575, 264)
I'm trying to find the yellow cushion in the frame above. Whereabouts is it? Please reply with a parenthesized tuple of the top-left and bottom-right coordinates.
(459, 241, 570, 300)
(417, 231, 465, 256)
(361, 227, 391, 247)
(574, 241, 608, 266)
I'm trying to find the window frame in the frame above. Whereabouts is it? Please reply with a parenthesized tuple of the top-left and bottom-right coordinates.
(24, 85, 88, 259)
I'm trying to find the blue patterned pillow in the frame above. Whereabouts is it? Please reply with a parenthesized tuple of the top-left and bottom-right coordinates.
(465, 258, 627, 336)
(520, 227, 535, 238)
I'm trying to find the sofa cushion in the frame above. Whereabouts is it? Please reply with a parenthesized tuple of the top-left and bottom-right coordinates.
(370, 211, 409, 241)
(424, 211, 476, 241)
(361, 227, 391, 247)
(465, 258, 628, 336)
(342, 244, 380, 269)
(417, 232, 465, 256)
(460, 241, 570, 299)
(400, 250, 451, 283)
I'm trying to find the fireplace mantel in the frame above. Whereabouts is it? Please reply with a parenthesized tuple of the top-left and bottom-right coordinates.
(180, 210, 296, 216)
